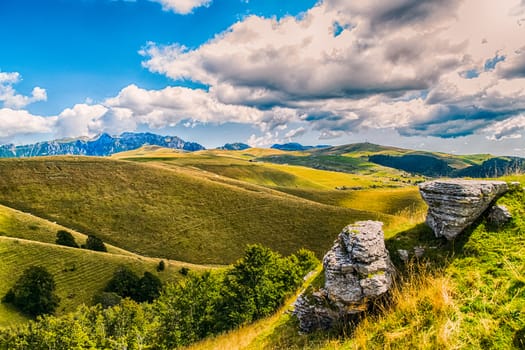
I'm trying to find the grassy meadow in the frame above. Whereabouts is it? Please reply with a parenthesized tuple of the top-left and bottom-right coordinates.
(0, 157, 405, 264)
(1, 147, 520, 349)
(0, 236, 202, 328)
(184, 175, 525, 349)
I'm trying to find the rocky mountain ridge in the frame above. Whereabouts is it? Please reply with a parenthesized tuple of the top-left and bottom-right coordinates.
(0, 132, 205, 157)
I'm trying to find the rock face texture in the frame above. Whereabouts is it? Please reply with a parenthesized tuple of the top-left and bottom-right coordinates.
(294, 221, 394, 332)
(419, 180, 508, 240)
(487, 204, 512, 226)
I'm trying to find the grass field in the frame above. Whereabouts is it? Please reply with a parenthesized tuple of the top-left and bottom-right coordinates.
(0, 236, 202, 328)
(0, 204, 136, 256)
(0, 157, 396, 264)
(183, 176, 525, 349)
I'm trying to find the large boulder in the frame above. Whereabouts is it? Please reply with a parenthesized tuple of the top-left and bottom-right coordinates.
(419, 180, 508, 240)
(293, 221, 394, 332)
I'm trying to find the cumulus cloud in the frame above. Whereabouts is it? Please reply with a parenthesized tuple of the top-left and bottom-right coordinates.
(0, 108, 55, 143)
(5, 0, 525, 149)
(140, 0, 525, 141)
(149, 0, 211, 14)
(484, 114, 525, 140)
(55, 104, 108, 138)
(0, 71, 47, 109)
(246, 132, 281, 148)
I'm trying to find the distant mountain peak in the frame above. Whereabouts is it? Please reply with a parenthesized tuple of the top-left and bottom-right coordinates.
(271, 143, 330, 151)
(0, 132, 205, 158)
(217, 142, 250, 151)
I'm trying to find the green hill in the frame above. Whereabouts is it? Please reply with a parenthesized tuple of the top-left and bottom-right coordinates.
(0, 157, 395, 264)
(0, 237, 198, 328)
(185, 175, 525, 349)
(0, 203, 206, 327)
(241, 142, 522, 178)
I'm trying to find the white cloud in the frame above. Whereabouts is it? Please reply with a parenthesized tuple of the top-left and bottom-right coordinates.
(0, 108, 55, 142)
(0, 71, 47, 109)
(285, 126, 307, 140)
(141, 0, 525, 141)
(55, 104, 108, 138)
(246, 132, 281, 148)
(149, 0, 211, 14)
(484, 114, 525, 140)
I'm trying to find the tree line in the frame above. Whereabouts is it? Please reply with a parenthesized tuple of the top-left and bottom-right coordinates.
(0, 244, 318, 349)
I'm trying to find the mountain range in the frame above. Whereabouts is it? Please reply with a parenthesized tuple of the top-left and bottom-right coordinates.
(0, 132, 204, 157)
(2, 134, 525, 178)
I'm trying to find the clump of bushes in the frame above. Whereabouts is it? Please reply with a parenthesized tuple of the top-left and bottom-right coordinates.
(104, 267, 162, 303)
(55, 230, 78, 248)
(84, 235, 107, 252)
(0, 245, 319, 349)
(2, 266, 60, 317)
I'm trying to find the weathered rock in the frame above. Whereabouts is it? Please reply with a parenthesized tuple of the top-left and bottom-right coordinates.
(413, 246, 425, 258)
(293, 221, 394, 332)
(419, 180, 508, 240)
(487, 204, 512, 226)
(397, 249, 409, 262)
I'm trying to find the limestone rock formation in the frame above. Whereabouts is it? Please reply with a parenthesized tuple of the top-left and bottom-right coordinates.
(487, 204, 512, 226)
(419, 180, 508, 240)
(294, 221, 394, 332)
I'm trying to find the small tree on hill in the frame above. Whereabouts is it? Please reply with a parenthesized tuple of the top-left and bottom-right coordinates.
(2, 266, 60, 317)
(105, 267, 140, 299)
(85, 235, 107, 252)
(157, 260, 165, 272)
(136, 272, 163, 302)
(55, 230, 78, 248)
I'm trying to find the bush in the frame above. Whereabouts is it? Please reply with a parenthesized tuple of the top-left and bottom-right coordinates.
(85, 235, 107, 252)
(2, 266, 60, 317)
(55, 230, 78, 248)
(294, 248, 320, 276)
(136, 272, 163, 302)
(105, 267, 140, 299)
(105, 268, 163, 303)
(179, 267, 189, 276)
(157, 260, 165, 272)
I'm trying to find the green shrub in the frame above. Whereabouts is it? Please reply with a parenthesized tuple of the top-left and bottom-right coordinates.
(136, 272, 162, 303)
(85, 235, 107, 252)
(2, 266, 60, 317)
(55, 230, 78, 248)
(105, 267, 140, 299)
(157, 260, 165, 272)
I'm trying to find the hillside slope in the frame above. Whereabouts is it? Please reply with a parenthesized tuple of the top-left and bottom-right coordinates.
(0, 237, 197, 328)
(0, 157, 390, 264)
(185, 176, 525, 349)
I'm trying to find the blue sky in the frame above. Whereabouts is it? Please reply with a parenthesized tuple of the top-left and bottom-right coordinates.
(1, 0, 525, 155)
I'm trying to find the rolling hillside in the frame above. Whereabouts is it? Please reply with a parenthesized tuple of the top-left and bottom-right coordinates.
(184, 175, 525, 350)
(114, 147, 427, 235)
(247, 142, 524, 178)
(0, 157, 395, 264)
(0, 202, 206, 327)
